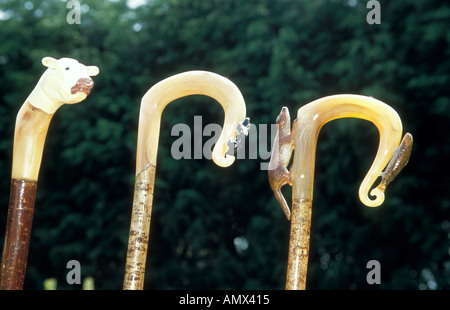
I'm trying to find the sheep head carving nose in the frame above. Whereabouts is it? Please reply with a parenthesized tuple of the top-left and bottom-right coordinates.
(71, 77, 94, 95)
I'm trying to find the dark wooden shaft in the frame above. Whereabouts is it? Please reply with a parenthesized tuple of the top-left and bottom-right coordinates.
(0, 179, 37, 290)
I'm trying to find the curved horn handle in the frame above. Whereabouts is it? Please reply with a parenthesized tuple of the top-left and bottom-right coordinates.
(292, 94, 409, 207)
(136, 71, 247, 174)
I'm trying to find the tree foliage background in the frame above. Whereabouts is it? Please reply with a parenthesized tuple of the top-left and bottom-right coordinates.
(0, 0, 448, 290)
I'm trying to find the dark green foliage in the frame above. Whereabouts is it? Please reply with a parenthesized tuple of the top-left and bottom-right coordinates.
(0, 0, 448, 289)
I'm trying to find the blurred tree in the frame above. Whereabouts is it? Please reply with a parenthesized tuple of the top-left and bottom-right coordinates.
(0, 0, 448, 290)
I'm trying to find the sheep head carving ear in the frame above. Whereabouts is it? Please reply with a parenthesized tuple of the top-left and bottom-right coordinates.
(42, 57, 58, 69)
(86, 66, 100, 76)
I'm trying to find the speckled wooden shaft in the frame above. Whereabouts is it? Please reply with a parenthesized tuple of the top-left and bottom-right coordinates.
(123, 165, 156, 290)
(285, 199, 312, 290)
(0, 179, 37, 290)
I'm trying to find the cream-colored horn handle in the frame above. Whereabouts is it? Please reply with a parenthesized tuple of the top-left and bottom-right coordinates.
(136, 70, 247, 174)
(291, 94, 403, 207)
(11, 57, 99, 181)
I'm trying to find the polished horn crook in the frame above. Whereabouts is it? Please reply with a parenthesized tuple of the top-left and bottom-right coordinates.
(123, 71, 248, 290)
(268, 94, 413, 290)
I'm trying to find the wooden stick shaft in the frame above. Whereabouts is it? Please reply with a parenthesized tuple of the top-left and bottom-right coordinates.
(123, 164, 156, 290)
(0, 179, 37, 290)
(285, 199, 312, 290)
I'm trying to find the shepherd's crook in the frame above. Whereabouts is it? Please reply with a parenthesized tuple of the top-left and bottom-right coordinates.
(0, 57, 99, 290)
(123, 71, 248, 290)
(269, 94, 412, 290)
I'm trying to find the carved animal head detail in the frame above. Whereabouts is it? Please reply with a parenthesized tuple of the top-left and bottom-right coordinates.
(40, 57, 99, 105)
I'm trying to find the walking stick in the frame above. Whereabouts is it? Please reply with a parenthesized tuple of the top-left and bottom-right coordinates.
(123, 71, 249, 290)
(268, 95, 413, 290)
(0, 57, 99, 290)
